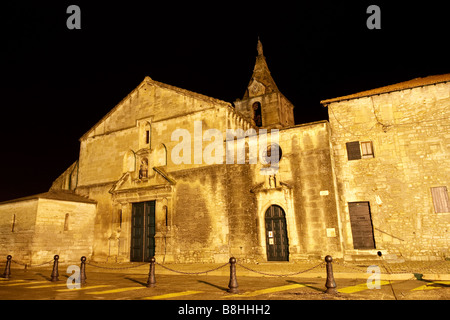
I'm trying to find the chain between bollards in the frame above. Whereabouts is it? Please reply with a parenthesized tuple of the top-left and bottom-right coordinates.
(50, 255, 59, 282)
(80, 256, 87, 286)
(227, 257, 239, 294)
(146, 257, 156, 288)
(324, 255, 337, 294)
(1, 255, 12, 279)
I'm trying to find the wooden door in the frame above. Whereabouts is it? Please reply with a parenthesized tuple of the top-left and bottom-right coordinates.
(144, 201, 156, 261)
(265, 205, 289, 261)
(130, 201, 155, 262)
(348, 202, 375, 249)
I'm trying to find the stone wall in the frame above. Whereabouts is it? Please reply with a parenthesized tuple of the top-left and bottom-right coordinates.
(0, 198, 96, 265)
(171, 165, 230, 263)
(326, 82, 450, 260)
(284, 122, 342, 257)
(0, 199, 38, 263)
(32, 199, 96, 264)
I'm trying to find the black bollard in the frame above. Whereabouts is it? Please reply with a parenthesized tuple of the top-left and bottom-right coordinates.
(324, 255, 337, 294)
(146, 257, 156, 288)
(227, 257, 239, 294)
(80, 256, 87, 286)
(1, 255, 12, 279)
(50, 255, 59, 282)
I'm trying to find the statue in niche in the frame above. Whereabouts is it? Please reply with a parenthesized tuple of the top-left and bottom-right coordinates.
(268, 174, 277, 188)
(139, 158, 148, 179)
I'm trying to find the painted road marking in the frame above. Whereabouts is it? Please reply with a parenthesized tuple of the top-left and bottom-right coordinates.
(26, 283, 72, 289)
(1, 281, 48, 287)
(226, 284, 305, 297)
(86, 286, 147, 295)
(56, 285, 112, 292)
(411, 281, 450, 291)
(143, 290, 203, 300)
(338, 281, 391, 293)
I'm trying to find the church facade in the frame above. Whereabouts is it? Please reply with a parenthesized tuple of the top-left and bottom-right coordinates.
(1, 41, 449, 264)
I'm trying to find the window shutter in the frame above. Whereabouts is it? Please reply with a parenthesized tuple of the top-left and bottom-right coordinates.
(431, 186, 450, 213)
(361, 141, 374, 158)
(346, 141, 361, 160)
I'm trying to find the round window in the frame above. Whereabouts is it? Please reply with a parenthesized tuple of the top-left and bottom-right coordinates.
(263, 143, 282, 163)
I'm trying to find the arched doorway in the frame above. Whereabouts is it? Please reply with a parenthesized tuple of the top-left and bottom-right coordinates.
(265, 205, 289, 261)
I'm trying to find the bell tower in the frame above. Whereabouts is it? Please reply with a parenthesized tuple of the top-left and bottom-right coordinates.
(234, 39, 295, 129)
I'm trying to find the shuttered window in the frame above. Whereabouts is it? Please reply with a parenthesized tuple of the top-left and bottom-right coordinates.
(431, 186, 450, 213)
(346, 141, 374, 160)
(346, 141, 362, 160)
(361, 141, 374, 158)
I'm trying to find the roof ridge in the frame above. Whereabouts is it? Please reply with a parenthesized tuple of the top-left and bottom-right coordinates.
(148, 78, 231, 107)
(321, 73, 450, 105)
(79, 76, 233, 141)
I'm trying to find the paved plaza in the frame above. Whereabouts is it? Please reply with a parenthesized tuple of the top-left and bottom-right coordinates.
(1, 258, 449, 301)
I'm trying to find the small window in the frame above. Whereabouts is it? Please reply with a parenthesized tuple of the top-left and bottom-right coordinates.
(346, 141, 362, 160)
(11, 214, 16, 232)
(431, 186, 450, 213)
(346, 141, 374, 160)
(118, 209, 123, 229)
(361, 141, 374, 158)
(145, 130, 150, 144)
(64, 213, 70, 231)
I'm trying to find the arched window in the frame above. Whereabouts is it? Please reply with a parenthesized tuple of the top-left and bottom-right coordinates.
(155, 144, 167, 167)
(123, 150, 136, 173)
(252, 101, 262, 127)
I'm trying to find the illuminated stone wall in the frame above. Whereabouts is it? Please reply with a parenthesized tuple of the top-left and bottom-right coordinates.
(326, 81, 450, 261)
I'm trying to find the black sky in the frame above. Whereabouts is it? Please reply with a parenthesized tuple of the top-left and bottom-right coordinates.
(1, 1, 449, 202)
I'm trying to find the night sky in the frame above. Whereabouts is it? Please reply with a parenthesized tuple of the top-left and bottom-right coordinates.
(1, 2, 449, 202)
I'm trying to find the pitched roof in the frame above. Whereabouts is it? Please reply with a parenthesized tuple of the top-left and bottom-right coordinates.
(79, 76, 232, 141)
(0, 190, 96, 205)
(320, 73, 450, 105)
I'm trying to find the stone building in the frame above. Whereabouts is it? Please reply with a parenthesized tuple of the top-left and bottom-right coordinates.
(321, 74, 450, 261)
(0, 40, 448, 264)
(0, 190, 96, 264)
